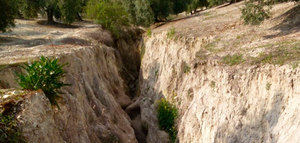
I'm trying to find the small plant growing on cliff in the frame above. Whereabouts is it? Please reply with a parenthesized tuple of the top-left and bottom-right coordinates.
(183, 63, 191, 74)
(210, 81, 216, 88)
(266, 83, 271, 91)
(146, 28, 152, 37)
(157, 98, 178, 143)
(222, 54, 244, 66)
(17, 56, 69, 107)
(167, 27, 176, 39)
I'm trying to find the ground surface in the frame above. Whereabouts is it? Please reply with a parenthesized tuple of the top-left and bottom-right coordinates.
(151, 2, 300, 66)
(0, 20, 112, 65)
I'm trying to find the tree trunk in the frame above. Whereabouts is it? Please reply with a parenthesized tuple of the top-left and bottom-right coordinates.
(46, 9, 54, 24)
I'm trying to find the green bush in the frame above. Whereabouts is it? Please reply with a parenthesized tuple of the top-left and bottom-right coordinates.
(0, 114, 25, 143)
(86, 0, 130, 38)
(17, 56, 68, 107)
(157, 98, 178, 143)
(134, 0, 154, 26)
(207, 0, 228, 7)
(241, 2, 270, 25)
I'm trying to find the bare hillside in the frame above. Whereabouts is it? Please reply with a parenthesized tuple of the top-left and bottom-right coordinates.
(149, 2, 299, 66)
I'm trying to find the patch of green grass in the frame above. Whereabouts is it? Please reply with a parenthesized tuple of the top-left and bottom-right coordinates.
(266, 83, 271, 91)
(291, 62, 299, 69)
(183, 63, 191, 74)
(157, 98, 178, 143)
(203, 38, 222, 53)
(222, 54, 244, 66)
(167, 27, 176, 39)
(210, 81, 216, 88)
(16, 56, 69, 107)
(146, 28, 152, 37)
(251, 41, 300, 65)
(154, 69, 159, 78)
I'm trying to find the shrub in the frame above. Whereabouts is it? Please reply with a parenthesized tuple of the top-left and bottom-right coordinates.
(241, 2, 270, 25)
(17, 56, 68, 107)
(207, 0, 228, 7)
(157, 98, 178, 143)
(134, 0, 154, 27)
(86, 0, 130, 38)
(0, 114, 25, 143)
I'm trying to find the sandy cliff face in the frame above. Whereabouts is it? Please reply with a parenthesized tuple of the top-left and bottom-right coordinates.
(137, 2, 299, 143)
(0, 2, 299, 143)
(0, 20, 141, 143)
(138, 32, 299, 143)
(0, 45, 138, 143)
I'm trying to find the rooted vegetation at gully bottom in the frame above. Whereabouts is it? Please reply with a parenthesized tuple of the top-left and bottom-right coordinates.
(157, 99, 178, 143)
(0, 0, 299, 142)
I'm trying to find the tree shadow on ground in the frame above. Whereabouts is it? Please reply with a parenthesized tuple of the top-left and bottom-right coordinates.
(0, 37, 49, 48)
(37, 20, 81, 29)
(214, 92, 284, 143)
(0, 36, 92, 48)
(264, 4, 300, 39)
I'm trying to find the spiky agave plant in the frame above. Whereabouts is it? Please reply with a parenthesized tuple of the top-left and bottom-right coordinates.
(17, 56, 69, 107)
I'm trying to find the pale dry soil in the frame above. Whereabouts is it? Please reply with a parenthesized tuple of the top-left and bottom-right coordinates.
(149, 2, 300, 66)
(0, 19, 112, 65)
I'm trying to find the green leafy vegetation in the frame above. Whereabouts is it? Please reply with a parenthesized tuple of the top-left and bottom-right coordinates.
(207, 0, 228, 7)
(20, 0, 84, 24)
(183, 63, 191, 74)
(17, 56, 69, 107)
(251, 41, 300, 65)
(240, 0, 299, 25)
(203, 38, 222, 53)
(0, 114, 25, 143)
(292, 62, 299, 69)
(146, 28, 152, 37)
(134, 0, 154, 26)
(0, 0, 19, 32)
(222, 54, 244, 66)
(167, 27, 176, 39)
(241, 2, 270, 25)
(266, 82, 271, 91)
(157, 98, 178, 143)
(210, 81, 216, 88)
(187, 0, 209, 14)
(86, 0, 130, 38)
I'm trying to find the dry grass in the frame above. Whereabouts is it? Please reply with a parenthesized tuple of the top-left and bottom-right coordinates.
(153, 1, 299, 66)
